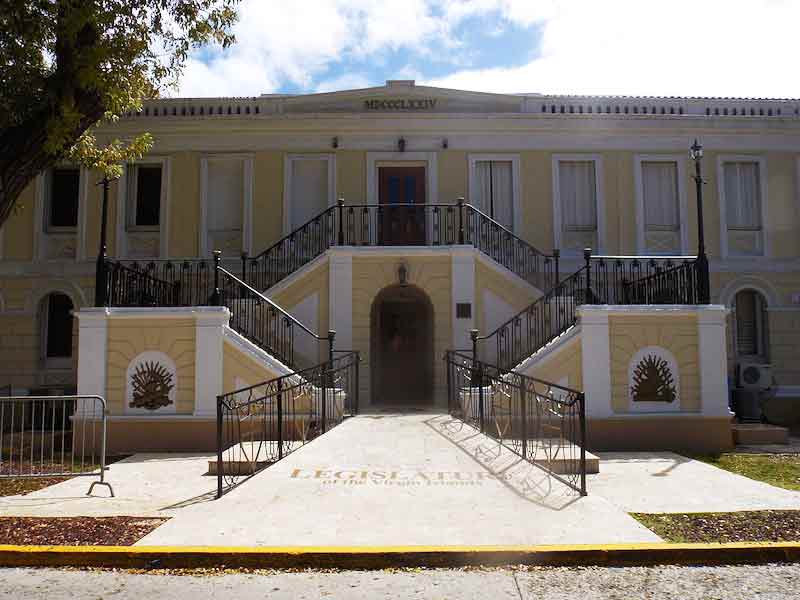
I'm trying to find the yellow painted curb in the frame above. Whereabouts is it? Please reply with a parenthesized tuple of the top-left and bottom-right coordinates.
(0, 542, 799, 569)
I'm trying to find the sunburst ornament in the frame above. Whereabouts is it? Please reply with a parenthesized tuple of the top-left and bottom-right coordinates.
(129, 360, 175, 410)
(631, 354, 677, 403)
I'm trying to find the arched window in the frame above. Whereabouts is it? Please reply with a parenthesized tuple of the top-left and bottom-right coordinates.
(41, 293, 74, 362)
(733, 289, 769, 359)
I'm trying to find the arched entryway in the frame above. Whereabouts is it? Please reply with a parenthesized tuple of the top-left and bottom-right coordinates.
(370, 284, 434, 406)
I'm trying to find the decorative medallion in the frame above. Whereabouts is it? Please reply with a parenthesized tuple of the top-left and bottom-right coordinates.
(129, 360, 175, 410)
(630, 354, 677, 403)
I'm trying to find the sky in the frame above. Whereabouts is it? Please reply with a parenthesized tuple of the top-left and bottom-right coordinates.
(176, 0, 800, 99)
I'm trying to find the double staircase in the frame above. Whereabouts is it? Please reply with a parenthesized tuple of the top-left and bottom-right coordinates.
(98, 199, 709, 496)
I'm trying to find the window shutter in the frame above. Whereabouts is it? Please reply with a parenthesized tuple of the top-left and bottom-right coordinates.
(642, 161, 679, 230)
(725, 162, 762, 230)
(559, 161, 597, 230)
(290, 159, 329, 230)
(474, 160, 514, 229)
(207, 158, 244, 233)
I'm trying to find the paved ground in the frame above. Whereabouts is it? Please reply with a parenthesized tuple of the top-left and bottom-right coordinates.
(4, 414, 800, 546)
(590, 451, 800, 513)
(2, 564, 800, 599)
(0, 454, 216, 517)
(139, 413, 658, 545)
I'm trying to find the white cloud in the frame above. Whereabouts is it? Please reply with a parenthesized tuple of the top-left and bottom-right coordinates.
(427, 0, 800, 98)
(177, 0, 800, 98)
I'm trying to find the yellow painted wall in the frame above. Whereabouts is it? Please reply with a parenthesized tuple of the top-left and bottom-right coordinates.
(105, 318, 196, 414)
(169, 152, 201, 257)
(222, 339, 281, 394)
(351, 255, 452, 404)
(474, 257, 539, 335)
(439, 150, 467, 205)
(2, 184, 35, 260)
(525, 336, 583, 391)
(767, 311, 800, 385)
(336, 150, 366, 203)
(765, 152, 799, 259)
(252, 151, 283, 252)
(519, 151, 552, 251)
(609, 314, 700, 412)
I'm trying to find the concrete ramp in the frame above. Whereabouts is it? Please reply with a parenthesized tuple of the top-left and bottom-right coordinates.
(138, 413, 659, 546)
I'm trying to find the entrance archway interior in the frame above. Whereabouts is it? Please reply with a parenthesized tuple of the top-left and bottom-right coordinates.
(370, 284, 434, 407)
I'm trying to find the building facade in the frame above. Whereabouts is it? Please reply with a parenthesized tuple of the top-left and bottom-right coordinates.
(2, 80, 799, 450)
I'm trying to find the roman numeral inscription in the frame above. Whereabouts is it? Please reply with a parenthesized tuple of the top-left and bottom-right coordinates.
(363, 98, 438, 110)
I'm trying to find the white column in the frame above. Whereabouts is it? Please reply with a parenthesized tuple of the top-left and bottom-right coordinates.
(697, 305, 732, 417)
(76, 308, 109, 399)
(329, 251, 353, 351)
(194, 307, 229, 416)
(578, 306, 613, 418)
(451, 249, 476, 350)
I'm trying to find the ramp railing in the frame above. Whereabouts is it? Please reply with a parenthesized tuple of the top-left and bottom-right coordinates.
(0, 395, 113, 496)
(444, 351, 586, 495)
(216, 351, 360, 498)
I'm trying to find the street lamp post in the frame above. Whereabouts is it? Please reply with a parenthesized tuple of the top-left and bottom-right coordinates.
(94, 176, 115, 307)
(690, 140, 711, 304)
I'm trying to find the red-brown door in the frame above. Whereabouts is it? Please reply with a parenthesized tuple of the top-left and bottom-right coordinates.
(378, 166, 426, 245)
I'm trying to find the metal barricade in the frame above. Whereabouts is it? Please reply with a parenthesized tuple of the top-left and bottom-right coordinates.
(0, 395, 113, 496)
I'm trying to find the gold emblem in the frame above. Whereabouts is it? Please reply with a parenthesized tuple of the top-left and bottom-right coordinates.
(130, 361, 174, 410)
(631, 354, 677, 403)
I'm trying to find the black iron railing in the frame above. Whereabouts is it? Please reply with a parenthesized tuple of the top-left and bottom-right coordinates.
(444, 351, 586, 495)
(587, 253, 701, 305)
(216, 261, 335, 371)
(216, 350, 359, 498)
(474, 266, 588, 373)
(101, 200, 557, 310)
(474, 250, 706, 373)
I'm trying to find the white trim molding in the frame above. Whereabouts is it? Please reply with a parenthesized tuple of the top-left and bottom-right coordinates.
(632, 154, 689, 255)
(366, 151, 438, 206)
(282, 153, 336, 235)
(33, 166, 88, 263)
(467, 153, 522, 232)
(329, 252, 353, 352)
(451, 251, 476, 350)
(552, 153, 605, 255)
(199, 153, 254, 257)
(577, 306, 612, 418)
(194, 309, 228, 416)
(75, 309, 108, 399)
(697, 306, 733, 417)
(716, 154, 768, 259)
(115, 156, 172, 258)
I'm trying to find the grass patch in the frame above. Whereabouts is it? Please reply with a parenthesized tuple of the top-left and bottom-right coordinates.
(0, 477, 70, 497)
(632, 510, 800, 543)
(689, 453, 800, 492)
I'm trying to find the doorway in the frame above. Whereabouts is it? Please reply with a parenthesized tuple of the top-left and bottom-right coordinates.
(370, 284, 434, 406)
(378, 166, 426, 245)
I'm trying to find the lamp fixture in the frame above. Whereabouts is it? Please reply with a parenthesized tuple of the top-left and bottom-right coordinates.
(442, 138, 448, 149)
(398, 263, 408, 286)
(398, 137, 406, 152)
(332, 136, 339, 149)
(689, 139, 703, 161)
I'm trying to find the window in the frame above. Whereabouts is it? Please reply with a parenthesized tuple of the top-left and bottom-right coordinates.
(47, 168, 80, 230)
(205, 157, 245, 254)
(127, 164, 163, 230)
(555, 159, 600, 252)
(42, 293, 74, 360)
(287, 157, 331, 232)
(641, 161, 681, 253)
(473, 160, 513, 230)
(734, 289, 768, 358)
(721, 160, 764, 256)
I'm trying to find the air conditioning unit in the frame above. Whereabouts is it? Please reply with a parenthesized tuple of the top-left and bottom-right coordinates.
(737, 362, 772, 390)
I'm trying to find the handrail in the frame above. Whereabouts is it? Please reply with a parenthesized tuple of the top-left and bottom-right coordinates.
(217, 266, 326, 341)
(463, 203, 549, 257)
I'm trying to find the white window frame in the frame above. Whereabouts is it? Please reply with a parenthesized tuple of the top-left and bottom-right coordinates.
(199, 153, 254, 257)
(633, 154, 689, 255)
(551, 154, 605, 255)
(282, 154, 336, 235)
(717, 154, 768, 258)
(116, 157, 171, 258)
(33, 165, 88, 262)
(468, 154, 521, 233)
(366, 151, 438, 206)
(732, 288, 769, 360)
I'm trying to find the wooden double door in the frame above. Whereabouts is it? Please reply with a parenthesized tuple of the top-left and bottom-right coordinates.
(378, 166, 426, 245)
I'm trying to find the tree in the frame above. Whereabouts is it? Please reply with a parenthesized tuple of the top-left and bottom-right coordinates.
(0, 0, 239, 227)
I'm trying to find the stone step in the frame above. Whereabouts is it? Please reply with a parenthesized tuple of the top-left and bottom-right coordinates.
(733, 423, 789, 445)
